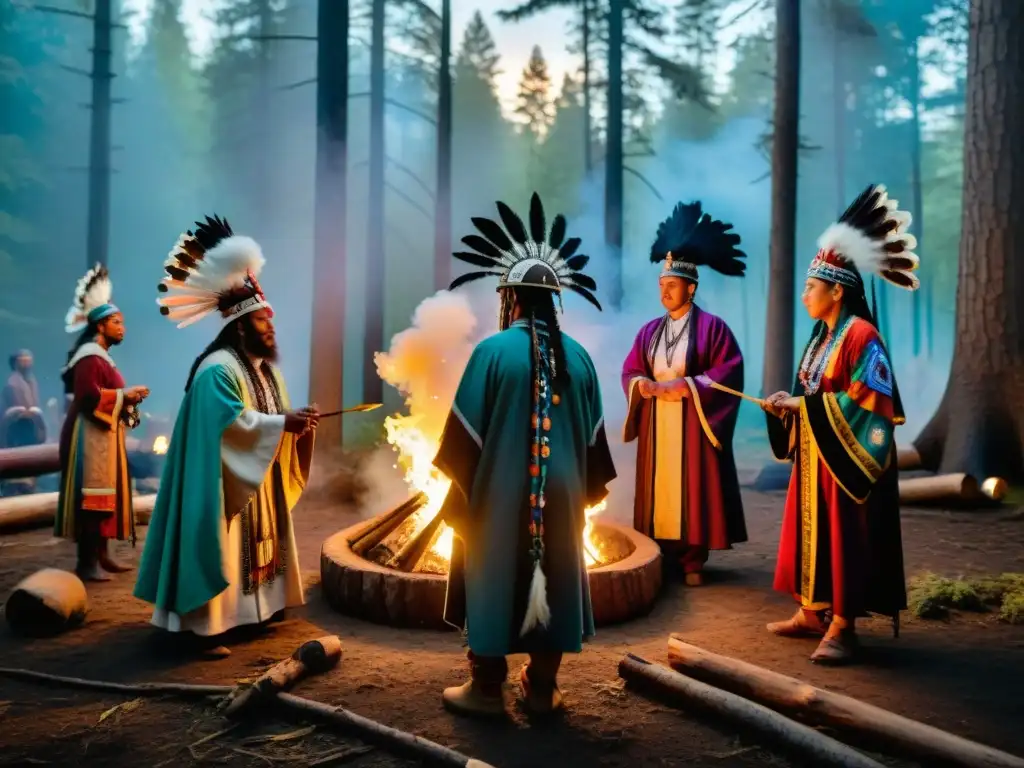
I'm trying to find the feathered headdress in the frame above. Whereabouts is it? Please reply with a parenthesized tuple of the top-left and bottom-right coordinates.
(810, 184, 919, 291)
(450, 192, 602, 311)
(65, 264, 118, 333)
(156, 215, 271, 328)
(649, 201, 746, 283)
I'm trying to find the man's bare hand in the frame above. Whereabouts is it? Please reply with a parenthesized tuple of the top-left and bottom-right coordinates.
(124, 386, 150, 405)
(637, 378, 656, 399)
(285, 408, 318, 434)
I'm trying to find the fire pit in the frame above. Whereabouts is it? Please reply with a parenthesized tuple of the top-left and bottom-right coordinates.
(320, 493, 663, 630)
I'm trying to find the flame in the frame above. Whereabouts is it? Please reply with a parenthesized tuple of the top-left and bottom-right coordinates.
(152, 435, 169, 455)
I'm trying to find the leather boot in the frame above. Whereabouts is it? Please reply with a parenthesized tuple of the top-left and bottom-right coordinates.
(442, 651, 506, 718)
(520, 652, 564, 715)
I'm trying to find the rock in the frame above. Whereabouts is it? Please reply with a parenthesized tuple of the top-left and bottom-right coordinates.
(5, 568, 89, 637)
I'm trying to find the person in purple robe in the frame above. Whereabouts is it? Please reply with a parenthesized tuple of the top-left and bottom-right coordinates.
(621, 201, 748, 585)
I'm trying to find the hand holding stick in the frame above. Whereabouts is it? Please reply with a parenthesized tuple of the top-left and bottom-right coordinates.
(318, 403, 383, 418)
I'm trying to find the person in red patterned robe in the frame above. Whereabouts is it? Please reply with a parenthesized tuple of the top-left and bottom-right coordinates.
(762, 184, 919, 665)
(56, 266, 149, 582)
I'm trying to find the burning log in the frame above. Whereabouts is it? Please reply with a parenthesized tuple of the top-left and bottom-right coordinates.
(666, 636, 1024, 768)
(390, 511, 444, 572)
(618, 653, 885, 768)
(349, 492, 426, 556)
(223, 635, 343, 718)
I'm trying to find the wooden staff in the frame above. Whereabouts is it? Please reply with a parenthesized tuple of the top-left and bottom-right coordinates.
(706, 380, 766, 406)
(319, 403, 382, 418)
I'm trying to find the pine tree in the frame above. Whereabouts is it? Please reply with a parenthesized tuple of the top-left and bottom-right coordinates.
(722, 23, 775, 119)
(539, 73, 586, 217)
(456, 10, 500, 82)
(515, 45, 554, 138)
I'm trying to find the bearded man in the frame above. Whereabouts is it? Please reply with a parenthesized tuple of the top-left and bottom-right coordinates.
(56, 266, 150, 581)
(621, 201, 748, 585)
(134, 215, 319, 659)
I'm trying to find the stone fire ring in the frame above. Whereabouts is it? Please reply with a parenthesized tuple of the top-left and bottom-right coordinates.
(320, 519, 663, 631)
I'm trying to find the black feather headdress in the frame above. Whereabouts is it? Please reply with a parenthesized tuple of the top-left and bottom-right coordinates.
(811, 184, 919, 290)
(649, 201, 746, 283)
(450, 192, 602, 311)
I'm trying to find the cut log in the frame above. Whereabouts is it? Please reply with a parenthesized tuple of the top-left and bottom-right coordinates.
(390, 512, 444, 572)
(618, 653, 885, 768)
(666, 636, 1024, 768)
(224, 635, 343, 718)
(899, 473, 984, 506)
(896, 445, 922, 470)
(0, 443, 59, 480)
(349, 492, 426, 556)
(981, 477, 1009, 501)
(0, 492, 156, 534)
(4, 569, 89, 637)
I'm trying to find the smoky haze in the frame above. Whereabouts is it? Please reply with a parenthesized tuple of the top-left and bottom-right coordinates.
(1, 0, 963, 494)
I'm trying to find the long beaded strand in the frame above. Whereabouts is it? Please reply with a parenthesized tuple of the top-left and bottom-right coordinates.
(527, 324, 554, 587)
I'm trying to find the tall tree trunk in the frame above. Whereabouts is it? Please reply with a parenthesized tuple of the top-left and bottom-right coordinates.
(434, 0, 452, 290)
(908, 36, 925, 358)
(87, 0, 112, 268)
(364, 0, 386, 403)
(604, 0, 624, 310)
(582, 0, 592, 175)
(762, 0, 800, 398)
(309, 0, 349, 448)
(913, 0, 1024, 482)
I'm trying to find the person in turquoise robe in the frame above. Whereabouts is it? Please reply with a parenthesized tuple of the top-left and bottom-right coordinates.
(434, 193, 616, 717)
(133, 215, 319, 658)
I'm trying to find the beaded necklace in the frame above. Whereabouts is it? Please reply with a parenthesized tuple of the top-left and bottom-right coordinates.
(797, 316, 853, 395)
(663, 309, 692, 364)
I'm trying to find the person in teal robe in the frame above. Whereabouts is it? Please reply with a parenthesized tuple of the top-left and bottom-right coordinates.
(434, 193, 616, 717)
(133, 215, 319, 658)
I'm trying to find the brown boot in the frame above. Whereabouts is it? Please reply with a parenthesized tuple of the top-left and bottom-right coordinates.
(810, 624, 859, 666)
(442, 652, 506, 718)
(767, 608, 828, 638)
(519, 652, 564, 715)
(684, 571, 704, 587)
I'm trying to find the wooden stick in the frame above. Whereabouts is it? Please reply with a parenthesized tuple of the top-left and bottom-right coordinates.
(349, 492, 426, 556)
(618, 654, 885, 768)
(0, 667, 494, 768)
(389, 512, 444, 572)
(319, 403, 383, 418)
(666, 636, 1024, 768)
(223, 635, 343, 718)
(706, 380, 765, 406)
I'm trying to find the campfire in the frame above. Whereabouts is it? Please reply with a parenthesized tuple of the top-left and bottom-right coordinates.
(350, 413, 619, 575)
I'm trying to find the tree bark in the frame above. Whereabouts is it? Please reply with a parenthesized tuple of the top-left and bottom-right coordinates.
(364, 0, 387, 404)
(86, 0, 113, 268)
(913, 0, 1024, 482)
(761, 0, 800, 398)
(603, 0, 624, 310)
(309, 0, 350, 448)
(434, 0, 452, 291)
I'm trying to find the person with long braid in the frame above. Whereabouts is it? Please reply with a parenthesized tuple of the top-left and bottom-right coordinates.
(762, 184, 917, 665)
(134, 216, 319, 659)
(433, 193, 616, 718)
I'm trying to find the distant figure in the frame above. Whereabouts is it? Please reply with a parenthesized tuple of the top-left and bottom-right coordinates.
(761, 184, 916, 665)
(134, 215, 319, 659)
(1, 349, 46, 495)
(434, 193, 616, 717)
(621, 202, 748, 586)
(56, 265, 150, 581)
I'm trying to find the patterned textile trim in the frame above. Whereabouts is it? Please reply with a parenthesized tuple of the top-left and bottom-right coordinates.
(82, 490, 116, 512)
(823, 318, 856, 381)
(798, 409, 820, 607)
(823, 392, 884, 481)
(801, 396, 872, 504)
(93, 388, 123, 426)
(862, 341, 894, 398)
(683, 376, 722, 450)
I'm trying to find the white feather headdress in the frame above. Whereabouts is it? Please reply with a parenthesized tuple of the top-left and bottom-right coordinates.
(810, 184, 920, 291)
(156, 215, 270, 328)
(65, 264, 115, 333)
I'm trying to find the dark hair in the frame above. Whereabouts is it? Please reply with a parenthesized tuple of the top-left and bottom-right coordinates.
(512, 286, 570, 392)
(185, 314, 283, 413)
(62, 325, 98, 392)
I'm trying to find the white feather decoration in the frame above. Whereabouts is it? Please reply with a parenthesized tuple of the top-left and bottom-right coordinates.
(65, 264, 113, 333)
(519, 562, 552, 637)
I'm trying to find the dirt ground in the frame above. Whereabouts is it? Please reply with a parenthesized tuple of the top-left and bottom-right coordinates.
(1, 489, 1023, 768)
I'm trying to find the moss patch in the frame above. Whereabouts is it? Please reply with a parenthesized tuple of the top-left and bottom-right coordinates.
(907, 572, 1024, 624)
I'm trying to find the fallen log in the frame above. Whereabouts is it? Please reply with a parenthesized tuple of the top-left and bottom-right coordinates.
(0, 667, 494, 768)
(0, 492, 156, 534)
(618, 653, 884, 768)
(223, 635, 343, 718)
(899, 473, 984, 506)
(666, 636, 1024, 768)
(0, 443, 59, 480)
(349, 492, 426, 557)
(896, 445, 922, 471)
